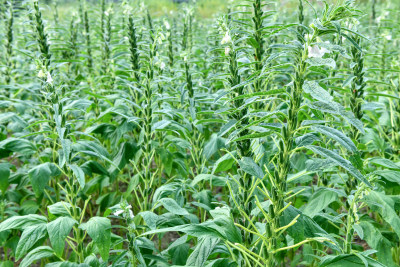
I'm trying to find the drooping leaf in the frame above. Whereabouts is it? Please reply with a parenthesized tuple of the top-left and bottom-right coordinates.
(47, 217, 77, 257)
(20, 246, 55, 267)
(79, 217, 111, 261)
(0, 215, 47, 232)
(159, 198, 189, 216)
(306, 145, 370, 186)
(238, 157, 264, 179)
(186, 237, 219, 267)
(303, 188, 339, 218)
(15, 224, 47, 260)
(364, 191, 400, 239)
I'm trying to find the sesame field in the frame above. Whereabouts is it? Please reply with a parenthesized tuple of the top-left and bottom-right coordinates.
(1, 0, 400, 266)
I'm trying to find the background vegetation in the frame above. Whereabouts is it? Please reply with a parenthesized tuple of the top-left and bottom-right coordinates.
(0, 0, 400, 266)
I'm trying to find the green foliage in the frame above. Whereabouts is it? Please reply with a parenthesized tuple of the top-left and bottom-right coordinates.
(0, 0, 399, 266)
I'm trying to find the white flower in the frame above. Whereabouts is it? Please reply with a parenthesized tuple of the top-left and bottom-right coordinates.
(105, 11, 109, 17)
(221, 31, 231, 45)
(129, 209, 134, 219)
(225, 46, 231, 56)
(38, 69, 45, 78)
(124, 36, 129, 41)
(308, 45, 330, 58)
(46, 72, 53, 84)
(113, 209, 124, 216)
(164, 21, 170, 30)
(385, 35, 392, 41)
(376, 16, 382, 24)
(160, 62, 166, 70)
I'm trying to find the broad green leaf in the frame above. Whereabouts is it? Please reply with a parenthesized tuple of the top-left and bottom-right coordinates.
(0, 138, 36, 158)
(159, 198, 189, 216)
(306, 145, 370, 187)
(79, 217, 111, 261)
(48, 202, 74, 218)
(0, 214, 47, 232)
(20, 246, 54, 267)
(138, 211, 159, 230)
(360, 221, 394, 267)
(0, 163, 10, 193)
(303, 81, 333, 102)
(141, 223, 224, 240)
(364, 191, 400, 238)
(203, 134, 226, 159)
(306, 57, 336, 68)
(47, 217, 77, 257)
(212, 152, 236, 174)
(238, 157, 264, 179)
(69, 164, 85, 189)
(186, 237, 219, 267)
(320, 254, 385, 267)
(311, 125, 357, 152)
(370, 158, 400, 171)
(15, 224, 47, 260)
(191, 174, 226, 187)
(303, 188, 339, 217)
(374, 170, 400, 184)
(29, 163, 59, 197)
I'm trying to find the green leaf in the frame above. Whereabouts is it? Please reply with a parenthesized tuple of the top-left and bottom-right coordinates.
(364, 191, 400, 239)
(320, 254, 385, 267)
(47, 217, 77, 257)
(15, 224, 47, 260)
(374, 170, 400, 184)
(370, 158, 400, 171)
(138, 211, 159, 230)
(0, 214, 47, 232)
(309, 101, 364, 134)
(306, 57, 336, 68)
(360, 221, 394, 267)
(186, 237, 219, 267)
(20, 246, 54, 267)
(212, 152, 236, 174)
(29, 163, 59, 197)
(311, 125, 358, 152)
(60, 139, 71, 168)
(69, 164, 85, 189)
(191, 174, 226, 187)
(203, 134, 226, 159)
(238, 157, 264, 179)
(0, 138, 37, 159)
(303, 188, 339, 218)
(209, 207, 242, 243)
(48, 202, 73, 218)
(79, 217, 111, 261)
(306, 145, 370, 187)
(159, 198, 189, 216)
(280, 204, 333, 246)
(0, 163, 11, 194)
(303, 81, 333, 102)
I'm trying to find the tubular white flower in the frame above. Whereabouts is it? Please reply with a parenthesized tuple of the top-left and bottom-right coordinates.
(113, 209, 124, 216)
(308, 45, 330, 58)
(221, 31, 231, 45)
(46, 72, 53, 84)
(225, 46, 231, 56)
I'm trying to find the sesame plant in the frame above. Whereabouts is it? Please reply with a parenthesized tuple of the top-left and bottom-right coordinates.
(0, 0, 400, 266)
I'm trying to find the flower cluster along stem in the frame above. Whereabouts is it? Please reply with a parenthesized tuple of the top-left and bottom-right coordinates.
(4, 0, 13, 87)
(84, 10, 93, 70)
(252, 0, 265, 93)
(349, 35, 365, 140)
(128, 15, 141, 83)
